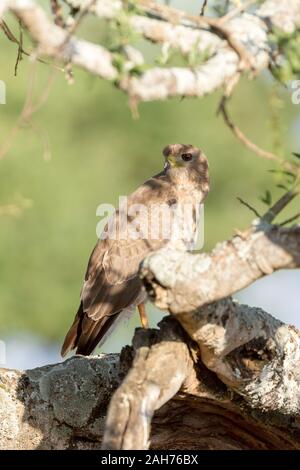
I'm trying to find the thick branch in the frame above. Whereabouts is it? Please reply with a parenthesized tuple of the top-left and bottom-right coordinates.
(2, 0, 300, 101)
(102, 319, 194, 450)
(0, 354, 122, 449)
(141, 224, 300, 314)
(102, 313, 300, 449)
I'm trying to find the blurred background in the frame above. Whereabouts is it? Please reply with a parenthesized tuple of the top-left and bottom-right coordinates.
(0, 1, 299, 370)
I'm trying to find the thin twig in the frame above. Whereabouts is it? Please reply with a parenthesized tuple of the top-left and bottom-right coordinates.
(50, 0, 65, 28)
(0, 19, 62, 70)
(29, 120, 52, 161)
(218, 94, 300, 179)
(14, 19, 23, 76)
(0, 1, 93, 160)
(25, 67, 57, 117)
(218, 96, 281, 163)
(200, 0, 208, 16)
(280, 212, 300, 226)
(139, 0, 253, 70)
(63, 0, 95, 41)
(237, 197, 261, 218)
(58, 0, 95, 83)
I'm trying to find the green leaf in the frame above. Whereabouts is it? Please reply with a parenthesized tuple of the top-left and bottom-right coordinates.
(276, 184, 289, 191)
(292, 152, 300, 159)
(260, 190, 272, 206)
(269, 168, 296, 183)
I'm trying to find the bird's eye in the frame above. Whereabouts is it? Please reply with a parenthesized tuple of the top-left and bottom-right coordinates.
(181, 153, 193, 162)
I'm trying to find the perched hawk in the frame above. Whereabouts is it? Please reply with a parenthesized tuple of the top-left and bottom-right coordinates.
(61, 144, 210, 356)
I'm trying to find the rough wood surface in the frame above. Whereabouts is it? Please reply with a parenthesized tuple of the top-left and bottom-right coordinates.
(1, 0, 300, 451)
(102, 308, 300, 450)
(1, 314, 300, 450)
(102, 319, 194, 450)
(0, 353, 122, 449)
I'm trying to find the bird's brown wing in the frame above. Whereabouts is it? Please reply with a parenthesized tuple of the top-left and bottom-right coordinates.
(61, 173, 173, 356)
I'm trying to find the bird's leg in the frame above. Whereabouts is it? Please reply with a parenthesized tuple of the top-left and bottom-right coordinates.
(138, 303, 149, 329)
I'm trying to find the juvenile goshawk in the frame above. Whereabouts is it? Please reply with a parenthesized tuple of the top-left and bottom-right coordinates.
(61, 144, 210, 356)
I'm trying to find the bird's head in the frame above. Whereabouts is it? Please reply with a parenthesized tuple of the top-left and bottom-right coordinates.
(163, 144, 209, 192)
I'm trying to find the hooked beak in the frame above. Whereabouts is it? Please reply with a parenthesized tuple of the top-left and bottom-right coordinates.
(167, 155, 181, 167)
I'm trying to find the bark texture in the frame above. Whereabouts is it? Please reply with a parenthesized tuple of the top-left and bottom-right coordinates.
(0, 354, 121, 449)
(1, 313, 300, 450)
(140, 224, 300, 314)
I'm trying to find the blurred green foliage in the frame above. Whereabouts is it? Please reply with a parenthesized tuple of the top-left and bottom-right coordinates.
(270, 27, 300, 83)
(0, 13, 299, 345)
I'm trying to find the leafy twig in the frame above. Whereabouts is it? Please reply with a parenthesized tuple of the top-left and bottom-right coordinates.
(218, 95, 282, 163)
(0, 19, 62, 70)
(262, 188, 299, 224)
(237, 197, 261, 218)
(280, 212, 300, 226)
(200, 0, 209, 16)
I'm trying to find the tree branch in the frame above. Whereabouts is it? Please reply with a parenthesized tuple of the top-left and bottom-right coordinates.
(140, 224, 300, 315)
(176, 297, 300, 415)
(102, 303, 300, 449)
(2, 314, 300, 450)
(2, 0, 300, 101)
(102, 319, 194, 450)
(218, 96, 283, 164)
